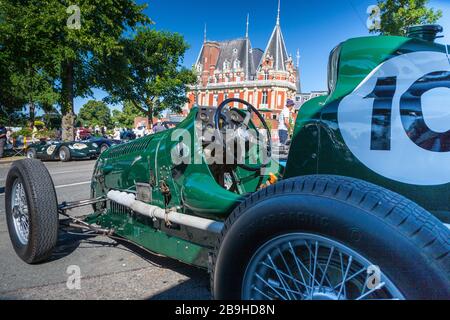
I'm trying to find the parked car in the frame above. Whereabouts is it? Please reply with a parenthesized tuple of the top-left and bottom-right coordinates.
(4, 25, 450, 300)
(25, 138, 118, 162)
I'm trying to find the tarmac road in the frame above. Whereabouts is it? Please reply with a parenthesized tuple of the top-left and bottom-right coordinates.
(0, 159, 210, 300)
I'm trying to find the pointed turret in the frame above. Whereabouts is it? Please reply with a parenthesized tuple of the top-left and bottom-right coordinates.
(261, 0, 289, 72)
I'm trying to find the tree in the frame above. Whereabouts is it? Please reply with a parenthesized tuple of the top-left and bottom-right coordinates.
(79, 100, 112, 128)
(99, 28, 196, 128)
(0, 1, 150, 140)
(112, 101, 146, 128)
(0, 1, 60, 127)
(373, 0, 443, 36)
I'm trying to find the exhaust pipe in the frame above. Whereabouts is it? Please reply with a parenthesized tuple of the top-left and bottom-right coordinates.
(107, 190, 224, 234)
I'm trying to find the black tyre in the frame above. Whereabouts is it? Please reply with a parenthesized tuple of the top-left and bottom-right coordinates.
(26, 148, 36, 159)
(59, 146, 71, 162)
(212, 175, 450, 300)
(5, 159, 59, 264)
(100, 144, 109, 154)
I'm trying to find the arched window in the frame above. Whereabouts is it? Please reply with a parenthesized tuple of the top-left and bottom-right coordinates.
(233, 59, 241, 70)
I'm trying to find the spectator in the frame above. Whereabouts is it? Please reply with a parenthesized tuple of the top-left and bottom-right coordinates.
(6, 128, 13, 145)
(0, 124, 7, 158)
(113, 128, 121, 140)
(278, 99, 295, 145)
(153, 120, 166, 134)
(75, 128, 81, 141)
(32, 126, 38, 143)
(56, 128, 62, 141)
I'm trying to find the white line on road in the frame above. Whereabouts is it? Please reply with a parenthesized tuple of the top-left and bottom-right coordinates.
(0, 169, 92, 183)
(55, 181, 91, 189)
(0, 181, 91, 197)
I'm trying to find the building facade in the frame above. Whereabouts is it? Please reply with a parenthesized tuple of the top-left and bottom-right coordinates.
(186, 4, 301, 126)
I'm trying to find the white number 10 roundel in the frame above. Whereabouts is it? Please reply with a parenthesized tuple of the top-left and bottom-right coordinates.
(338, 51, 450, 186)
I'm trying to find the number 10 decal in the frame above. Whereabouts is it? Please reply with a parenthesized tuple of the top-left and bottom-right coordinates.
(339, 51, 450, 186)
(366, 71, 450, 153)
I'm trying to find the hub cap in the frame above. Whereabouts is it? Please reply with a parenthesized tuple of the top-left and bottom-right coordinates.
(242, 233, 404, 300)
(59, 150, 66, 160)
(11, 180, 29, 245)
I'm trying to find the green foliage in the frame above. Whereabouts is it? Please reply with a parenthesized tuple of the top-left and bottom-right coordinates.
(112, 101, 146, 128)
(0, 0, 151, 139)
(11, 128, 33, 139)
(374, 0, 443, 36)
(78, 100, 112, 128)
(99, 28, 197, 124)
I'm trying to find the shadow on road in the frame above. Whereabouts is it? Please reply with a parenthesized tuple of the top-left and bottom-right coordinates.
(117, 239, 211, 300)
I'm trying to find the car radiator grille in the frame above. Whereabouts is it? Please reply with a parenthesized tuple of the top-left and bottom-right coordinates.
(107, 136, 153, 159)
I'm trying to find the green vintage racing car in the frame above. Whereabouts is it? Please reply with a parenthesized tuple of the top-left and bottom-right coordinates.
(4, 25, 450, 300)
(25, 138, 119, 162)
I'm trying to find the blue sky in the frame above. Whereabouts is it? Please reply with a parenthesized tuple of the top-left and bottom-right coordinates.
(75, 0, 450, 112)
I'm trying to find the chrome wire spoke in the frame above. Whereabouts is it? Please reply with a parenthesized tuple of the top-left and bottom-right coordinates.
(255, 273, 288, 300)
(319, 246, 335, 289)
(337, 255, 353, 300)
(288, 242, 312, 295)
(242, 234, 404, 301)
(288, 242, 321, 288)
(305, 241, 334, 290)
(333, 267, 366, 291)
(267, 254, 293, 300)
(276, 247, 303, 296)
(11, 181, 30, 245)
(260, 261, 312, 292)
(356, 282, 386, 300)
(253, 286, 274, 300)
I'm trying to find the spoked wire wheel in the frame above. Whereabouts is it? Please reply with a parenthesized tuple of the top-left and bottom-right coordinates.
(242, 233, 404, 300)
(11, 179, 30, 245)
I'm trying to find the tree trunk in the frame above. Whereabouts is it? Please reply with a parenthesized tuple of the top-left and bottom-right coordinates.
(29, 100, 35, 128)
(61, 61, 75, 141)
(147, 106, 153, 130)
(146, 99, 154, 130)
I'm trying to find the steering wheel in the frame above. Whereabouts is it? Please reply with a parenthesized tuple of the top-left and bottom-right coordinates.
(214, 98, 272, 171)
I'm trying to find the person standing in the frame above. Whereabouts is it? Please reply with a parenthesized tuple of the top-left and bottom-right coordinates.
(153, 120, 166, 134)
(278, 99, 295, 145)
(0, 124, 7, 159)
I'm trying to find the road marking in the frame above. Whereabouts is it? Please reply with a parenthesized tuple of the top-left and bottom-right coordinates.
(51, 169, 92, 175)
(0, 169, 92, 183)
(55, 181, 91, 189)
(0, 181, 92, 197)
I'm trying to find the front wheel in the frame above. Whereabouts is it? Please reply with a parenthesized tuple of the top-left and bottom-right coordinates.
(212, 176, 450, 300)
(26, 148, 36, 159)
(59, 146, 71, 162)
(5, 159, 59, 264)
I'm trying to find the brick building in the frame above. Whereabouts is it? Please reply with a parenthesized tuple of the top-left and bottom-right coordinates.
(186, 2, 301, 128)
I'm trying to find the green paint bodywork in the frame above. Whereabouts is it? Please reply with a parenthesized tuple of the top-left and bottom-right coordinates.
(89, 35, 450, 267)
(28, 140, 101, 160)
(286, 36, 450, 223)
